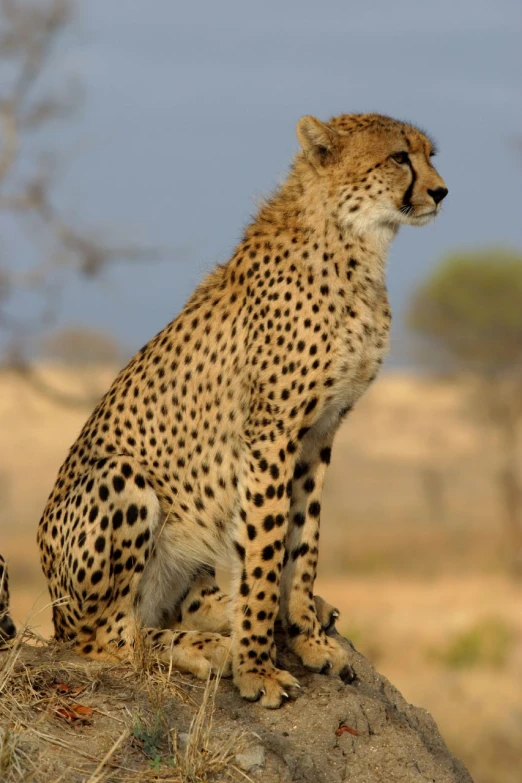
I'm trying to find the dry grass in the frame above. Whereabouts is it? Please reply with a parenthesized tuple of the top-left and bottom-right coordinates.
(175, 675, 251, 783)
(0, 614, 250, 783)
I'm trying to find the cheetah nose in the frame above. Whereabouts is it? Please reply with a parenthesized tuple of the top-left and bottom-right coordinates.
(428, 186, 448, 205)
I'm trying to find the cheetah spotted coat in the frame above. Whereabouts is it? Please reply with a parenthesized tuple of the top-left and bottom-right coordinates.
(36, 113, 447, 708)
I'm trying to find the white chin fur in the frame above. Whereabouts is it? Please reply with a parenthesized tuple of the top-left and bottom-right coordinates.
(338, 203, 436, 238)
(407, 211, 437, 226)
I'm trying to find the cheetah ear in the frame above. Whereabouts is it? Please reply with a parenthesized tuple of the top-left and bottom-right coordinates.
(296, 116, 340, 168)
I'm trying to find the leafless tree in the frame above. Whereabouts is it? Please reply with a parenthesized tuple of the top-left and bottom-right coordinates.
(0, 0, 160, 404)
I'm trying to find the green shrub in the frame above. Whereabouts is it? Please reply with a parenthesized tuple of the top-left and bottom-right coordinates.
(431, 617, 513, 669)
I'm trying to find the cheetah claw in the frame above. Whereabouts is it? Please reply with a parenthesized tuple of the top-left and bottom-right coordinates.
(340, 664, 357, 684)
(235, 666, 300, 709)
(313, 595, 341, 635)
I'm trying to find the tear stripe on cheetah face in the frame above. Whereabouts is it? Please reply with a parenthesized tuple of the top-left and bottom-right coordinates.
(37, 112, 446, 708)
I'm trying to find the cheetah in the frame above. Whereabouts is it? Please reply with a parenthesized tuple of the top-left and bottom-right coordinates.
(0, 554, 16, 643)
(38, 113, 447, 708)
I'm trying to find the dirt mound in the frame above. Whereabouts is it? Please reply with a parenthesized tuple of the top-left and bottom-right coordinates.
(0, 630, 473, 783)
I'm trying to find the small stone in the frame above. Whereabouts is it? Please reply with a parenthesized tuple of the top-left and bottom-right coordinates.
(177, 731, 190, 749)
(235, 744, 266, 772)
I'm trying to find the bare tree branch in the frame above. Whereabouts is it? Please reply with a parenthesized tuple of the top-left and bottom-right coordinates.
(0, 0, 168, 404)
(0, 103, 18, 181)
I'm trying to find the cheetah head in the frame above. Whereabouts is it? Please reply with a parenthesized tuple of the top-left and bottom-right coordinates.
(296, 113, 447, 234)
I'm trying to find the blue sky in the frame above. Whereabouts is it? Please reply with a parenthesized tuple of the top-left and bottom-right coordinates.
(5, 0, 522, 365)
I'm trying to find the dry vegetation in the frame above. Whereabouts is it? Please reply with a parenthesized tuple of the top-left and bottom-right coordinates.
(1, 611, 476, 783)
(1, 367, 521, 783)
(0, 624, 251, 783)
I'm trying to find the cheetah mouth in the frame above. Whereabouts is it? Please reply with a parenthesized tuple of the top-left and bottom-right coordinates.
(398, 203, 438, 224)
(407, 208, 438, 225)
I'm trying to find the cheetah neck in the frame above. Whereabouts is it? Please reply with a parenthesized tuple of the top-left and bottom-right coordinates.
(247, 175, 393, 283)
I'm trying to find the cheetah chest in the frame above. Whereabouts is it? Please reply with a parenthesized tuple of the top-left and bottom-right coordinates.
(330, 287, 391, 413)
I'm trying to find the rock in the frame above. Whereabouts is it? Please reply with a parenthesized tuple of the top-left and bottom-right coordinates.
(214, 630, 474, 783)
(176, 731, 190, 749)
(235, 743, 266, 771)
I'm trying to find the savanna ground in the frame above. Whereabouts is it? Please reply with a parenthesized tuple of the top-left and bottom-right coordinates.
(1, 366, 521, 782)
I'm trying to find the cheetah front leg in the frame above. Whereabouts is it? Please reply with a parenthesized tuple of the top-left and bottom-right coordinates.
(231, 438, 301, 709)
(280, 435, 356, 683)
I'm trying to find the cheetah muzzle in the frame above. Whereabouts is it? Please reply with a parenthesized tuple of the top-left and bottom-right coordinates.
(37, 112, 447, 709)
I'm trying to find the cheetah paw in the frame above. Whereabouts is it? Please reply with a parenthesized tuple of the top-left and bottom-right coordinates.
(313, 594, 340, 634)
(183, 634, 233, 679)
(235, 665, 300, 709)
(291, 633, 356, 684)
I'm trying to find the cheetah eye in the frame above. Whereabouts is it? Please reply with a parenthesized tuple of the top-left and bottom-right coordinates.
(390, 151, 410, 165)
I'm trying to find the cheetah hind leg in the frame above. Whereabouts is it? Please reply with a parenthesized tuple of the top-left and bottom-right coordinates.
(48, 455, 232, 679)
(177, 568, 230, 634)
(137, 626, 232, 679)
(176, 582, 338, 644)
(87, 614, 233, 679)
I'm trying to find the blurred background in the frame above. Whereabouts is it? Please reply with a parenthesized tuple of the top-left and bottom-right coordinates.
(1, 2, 521, 781)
